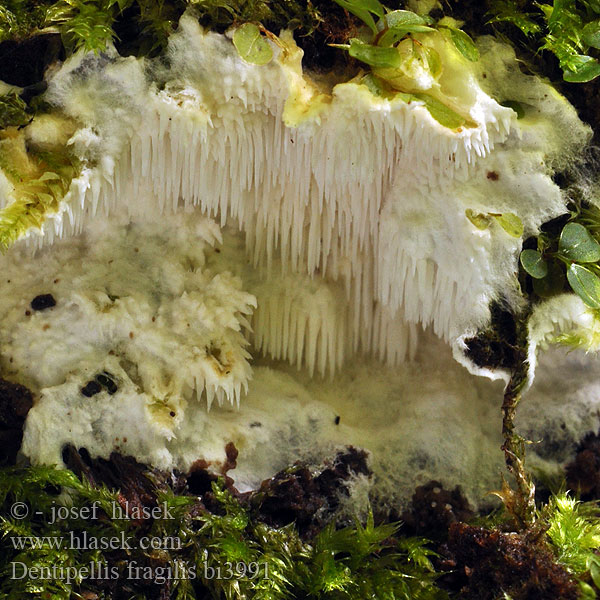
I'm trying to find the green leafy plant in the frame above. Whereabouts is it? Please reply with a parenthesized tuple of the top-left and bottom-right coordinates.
(489, 0, 600, 82)
(0, 0, 53, 43)
(0, 0, 323, 58)
(326, 0, 479, 128)
(45, 0, 125, 53)
(45, 0, 192, 55)
(520, 205, 600, 308)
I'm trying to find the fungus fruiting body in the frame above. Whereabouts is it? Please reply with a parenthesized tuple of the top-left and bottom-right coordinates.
(0, 8, 599, 511)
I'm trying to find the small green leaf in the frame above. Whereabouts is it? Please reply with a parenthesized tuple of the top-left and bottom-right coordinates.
(567, 264, 600, 308)
(38, 172, 61, 181)
(378, 24, 435, 47)
(385, 10, 427, 28)
(36, 192, 55, 204)
(422, 45, 442, 78)
(107, 0, 132, 11)
(414, 94, 466, 129)
(520, 249, 548, 279)
(583, 21, 600, 49)
(500, 100, 525, 119)
(579, 581, 597, 600)
(589, 555, 600, 589)
(465, 209, 490, 230)
(48, 183, 64, 198)
(558, 222, 600, 262)
(487, 7, 541, 36)
(563, 55, 600, 83)
(232, 24, 273, 66)
(361, 73, 396, 99)
(445, 27, 480, 62)
(348, 39, 402, 69)
(378, 11, 434, 46)
(493, 213, 524, 238)
(533, 262, 566, 298)
(332, 0, 384, 34)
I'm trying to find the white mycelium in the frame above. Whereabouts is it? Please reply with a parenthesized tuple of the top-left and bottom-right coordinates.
(1, 214, 255, 409)
(0, 12, 597, 505)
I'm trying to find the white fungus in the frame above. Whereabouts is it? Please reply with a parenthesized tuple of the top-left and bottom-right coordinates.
(0, 13, 597, 507)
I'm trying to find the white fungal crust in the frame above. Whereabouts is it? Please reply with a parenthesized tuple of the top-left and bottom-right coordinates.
(2, 13, 598, 507)
(522, 294, 600, 388)
(0, 14, 589, 385)
(0, 213, 256, 411)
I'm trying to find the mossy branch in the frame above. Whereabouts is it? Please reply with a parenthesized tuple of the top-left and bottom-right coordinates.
(499, 308, 536, 529)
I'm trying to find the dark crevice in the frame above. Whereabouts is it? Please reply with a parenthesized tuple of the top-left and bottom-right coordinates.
(464, 303, 524, 372)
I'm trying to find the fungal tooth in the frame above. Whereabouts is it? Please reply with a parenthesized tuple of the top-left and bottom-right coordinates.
(0, 24, 583, 404)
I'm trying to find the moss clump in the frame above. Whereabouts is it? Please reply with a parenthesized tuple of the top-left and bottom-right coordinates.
(0, 93, 30, 130)
(0, 452, 448, 600)
(0, 138, 80, 251)
(0, 0, 355, 62)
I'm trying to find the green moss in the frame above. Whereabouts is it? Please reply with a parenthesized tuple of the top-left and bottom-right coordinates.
(541, 493, 600, 597)
(0, 0, 324, 57)
(0, 463, 448, 599)
(0, 146, 79, 252)
(0, 1, 51, 43)
(489, 0, 600, 82)
(0, 94, 31, 130)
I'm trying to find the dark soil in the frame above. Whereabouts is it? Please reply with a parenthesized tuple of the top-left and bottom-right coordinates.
(30, 293, 56, 311)
(63, 443, 370, 541)
(62, 445, 189, 527)
(399, 480, 474, 541)
(564, 79, 600, 143)
(62, 445, 199, 600)
(566, 430, 600, 501)
(58, 444, 370, 597)
(0, 378, 33, 465)
(464, 303, 525, 371)
(441, 0, 493, 38)
(294, 0, 362, 72)
(247, 446, 370, 539)
(440, 523, 580, 600)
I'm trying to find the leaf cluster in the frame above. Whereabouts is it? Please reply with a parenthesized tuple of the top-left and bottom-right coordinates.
(184, 483, 448, 600)
(0, 0, 187, 55)
(488, 0, 600, 82)
(44, 0, 188, 55)
(519, 204, 600, 309)
(0, 0, 53, 43)
(322, 0, 479, 129)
